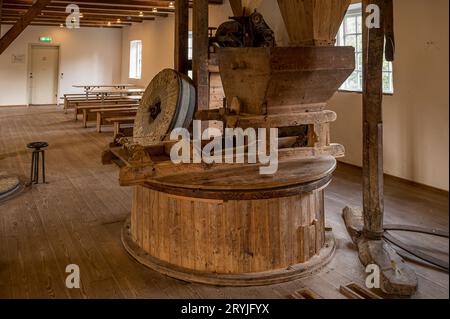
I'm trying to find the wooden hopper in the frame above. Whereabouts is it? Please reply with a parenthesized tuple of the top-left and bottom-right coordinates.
(277, 0, 351, 46)
(219, 46, 355, 115)
(229, 0, 263, 16)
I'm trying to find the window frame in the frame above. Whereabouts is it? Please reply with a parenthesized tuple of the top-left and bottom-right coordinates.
(129, 40, 142, 80)
(336, 3, 394, 95)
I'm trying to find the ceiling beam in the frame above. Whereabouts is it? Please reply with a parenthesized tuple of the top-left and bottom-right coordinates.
(0, 0, 225, 30)
(2, 12, 154, 23)
(0, 0, 52, 55)
(3, 5, 171, 17)
(1, 21, 123, 28)
(3, 0, 176, 11)
(2, 15, 140, 25)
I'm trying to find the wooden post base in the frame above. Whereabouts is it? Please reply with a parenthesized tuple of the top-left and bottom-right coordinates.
(342, 206, 418, 296)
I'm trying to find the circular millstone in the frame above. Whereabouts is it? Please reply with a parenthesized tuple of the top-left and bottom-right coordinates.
(0, 172, 20, 197)
(133, 69, 196, 146)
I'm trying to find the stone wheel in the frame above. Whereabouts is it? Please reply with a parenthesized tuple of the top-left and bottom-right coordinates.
(133, 69, 196, 146)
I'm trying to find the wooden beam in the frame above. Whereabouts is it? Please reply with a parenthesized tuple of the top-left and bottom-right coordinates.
(2, 14, 150, 23)
(362, 0, 387, 239)
(1, 21, 123, 28)
(2, 10, 155, 21)
(192, 0, 209, 111)
(3, 5, 170, 18)
(174, 0, 189, 75)
(0, 0, 3, 36)
(0, 0, 52, 55)
(5, 0, 173, 8)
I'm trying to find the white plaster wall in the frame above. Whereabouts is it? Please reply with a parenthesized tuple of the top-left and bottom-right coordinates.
(0, 25, 122, 106)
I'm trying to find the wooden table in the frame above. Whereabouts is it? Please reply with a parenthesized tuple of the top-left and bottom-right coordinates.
(88, 88, 145, 101)
(73, 84, 143, 100)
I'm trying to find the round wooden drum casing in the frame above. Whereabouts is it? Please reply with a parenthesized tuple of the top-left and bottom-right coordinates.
(122, 180, 335, 286)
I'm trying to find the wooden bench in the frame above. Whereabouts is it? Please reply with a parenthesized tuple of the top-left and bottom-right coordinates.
(105, 116, 136, 136)
(63, 93, 113, 111)
(91, 107, 139, 133)
(64, 94, 141, 112)
(70, 96, 138, 109)
(78, 104, 139, 128)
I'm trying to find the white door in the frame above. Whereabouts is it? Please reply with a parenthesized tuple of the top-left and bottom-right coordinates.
(30, 46, 59, 105)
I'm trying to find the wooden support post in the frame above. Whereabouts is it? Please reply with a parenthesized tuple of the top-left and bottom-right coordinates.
(192, 0, 209, 112)
(174, 0, 189, 75)
(0, 0, 3, 25)
(362, 0, 385, 240)
(343, 0, 418, 296)
(0, 0, 3, 37)
(0, 0, 52, 55)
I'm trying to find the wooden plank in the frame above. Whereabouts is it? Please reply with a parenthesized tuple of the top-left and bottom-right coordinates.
(290, 288, 323, 299)
(174, 0, 189, 75)
(192, 0, 209, 112)
(340, 283, 383, 299)
(0, 0, 52, 55)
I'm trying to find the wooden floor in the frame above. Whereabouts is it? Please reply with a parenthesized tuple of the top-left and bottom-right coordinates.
(0, 105, 448, 299)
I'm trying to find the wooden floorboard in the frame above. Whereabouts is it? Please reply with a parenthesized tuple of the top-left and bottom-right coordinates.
(0, 105, 448, 299)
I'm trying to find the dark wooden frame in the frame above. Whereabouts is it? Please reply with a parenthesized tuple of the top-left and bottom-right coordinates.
(174, 0, 189, 75)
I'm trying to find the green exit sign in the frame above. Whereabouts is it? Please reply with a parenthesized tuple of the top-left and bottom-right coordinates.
(39, 36, 53, 42)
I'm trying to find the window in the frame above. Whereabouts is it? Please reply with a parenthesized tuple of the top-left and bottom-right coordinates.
(129, 40, 142, 79)
(336, 3, 394, 94)
(188, 31, 193, 79)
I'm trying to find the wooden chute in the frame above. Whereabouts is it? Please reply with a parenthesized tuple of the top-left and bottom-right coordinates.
(277, 0, 351, 46)
(229, 0, 263, 16)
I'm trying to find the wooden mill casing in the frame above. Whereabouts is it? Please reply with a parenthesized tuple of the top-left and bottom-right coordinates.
(106, 0, 355, 287)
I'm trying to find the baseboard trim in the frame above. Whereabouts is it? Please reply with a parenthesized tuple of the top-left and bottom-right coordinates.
(337, 161, 449, 195)
(0, 104, 29, 108)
